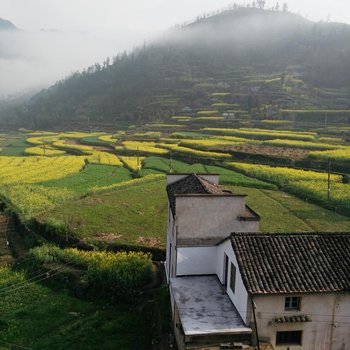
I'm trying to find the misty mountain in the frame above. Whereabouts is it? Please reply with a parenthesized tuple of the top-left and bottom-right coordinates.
(0, 18, 18, 31)
(2, 8, 350, 128)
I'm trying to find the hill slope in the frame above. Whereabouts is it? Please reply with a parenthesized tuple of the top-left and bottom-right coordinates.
(0, 17, 18, 31)
(2, 8, 350, 128)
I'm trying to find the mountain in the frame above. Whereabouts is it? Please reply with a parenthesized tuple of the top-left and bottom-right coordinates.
(2, 8, 350, 128)
(0, 18, 18, 31)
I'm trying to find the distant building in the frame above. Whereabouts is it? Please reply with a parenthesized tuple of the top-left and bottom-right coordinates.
(223, 112, 235, 119)
(165, 174, 350, 350)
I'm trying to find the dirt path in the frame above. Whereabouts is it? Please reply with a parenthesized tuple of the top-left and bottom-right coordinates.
(0, 215, 13, 266)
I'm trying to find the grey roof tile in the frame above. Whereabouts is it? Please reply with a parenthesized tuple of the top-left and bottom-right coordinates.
(231, 232, 350, 294)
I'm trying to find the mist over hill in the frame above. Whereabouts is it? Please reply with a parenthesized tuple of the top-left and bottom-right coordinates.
(0, 18, 18, 31)
(1, 8, 350, 128)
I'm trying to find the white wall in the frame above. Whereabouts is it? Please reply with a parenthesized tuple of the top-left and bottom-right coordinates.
(176, 196, 258, 241)
(216, 239, 250, 324)
(177, 246, 217, 275)
(253, 293, 350, 350)
(165, 205, 176, 281)
(172, 239, 250, 325)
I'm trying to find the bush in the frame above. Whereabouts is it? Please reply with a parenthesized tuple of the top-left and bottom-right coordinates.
(30, 245, 153, 291)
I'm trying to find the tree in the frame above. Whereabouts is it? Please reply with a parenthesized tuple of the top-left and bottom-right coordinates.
(257, 0, 266, 9)
(282, 2, 288, 12)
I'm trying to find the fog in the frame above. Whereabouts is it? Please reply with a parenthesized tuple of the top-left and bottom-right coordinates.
(0, 29, 145, 98)
(1, 0, 350, 98)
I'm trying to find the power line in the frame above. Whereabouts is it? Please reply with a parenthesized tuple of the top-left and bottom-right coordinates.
(0, 266, 62, 294)
(0, 269, 64, 297)
(0, 339, 34, 350)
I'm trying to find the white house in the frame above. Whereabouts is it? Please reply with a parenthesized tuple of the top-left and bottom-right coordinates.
(165, 173, 350, 350)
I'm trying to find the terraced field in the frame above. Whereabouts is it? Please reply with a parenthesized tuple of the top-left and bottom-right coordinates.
(0, 126, 348, 247)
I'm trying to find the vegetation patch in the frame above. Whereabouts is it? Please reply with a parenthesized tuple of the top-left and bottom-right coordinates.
(159, 143, 231, 160)
(263, 139, 344, 150)
(25, 146, 66, 156)
(309, 149, 350, 164)
(39, 164, 132, 195)
(30, 245, 152, 292)
(228, 162, 350, 216)
(39, 178, 168, 244)
(0, 267, 152, 349)
(119, 156, 145, 172)
(122, 141, 168, 155)
(203, 128, 317, 141)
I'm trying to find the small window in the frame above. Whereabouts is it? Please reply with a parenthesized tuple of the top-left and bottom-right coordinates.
(276, 331, 302, 346)
(230, 262, 236, 293)
(285, 296, 301, 310)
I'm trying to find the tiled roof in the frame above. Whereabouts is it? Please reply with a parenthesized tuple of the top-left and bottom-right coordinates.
(166, 174, 231, 215)
(231, 232, 350, 295)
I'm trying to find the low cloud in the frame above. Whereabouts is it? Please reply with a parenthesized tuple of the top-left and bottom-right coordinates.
(0, 29, 139, 97)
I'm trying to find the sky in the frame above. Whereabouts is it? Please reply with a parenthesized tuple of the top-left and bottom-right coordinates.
(1, 0, 350, 97)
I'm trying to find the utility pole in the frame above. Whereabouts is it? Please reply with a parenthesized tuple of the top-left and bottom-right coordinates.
(136, 146, 140, 171)
(327, 158, 331, 201)
(170, 154, 173, 173)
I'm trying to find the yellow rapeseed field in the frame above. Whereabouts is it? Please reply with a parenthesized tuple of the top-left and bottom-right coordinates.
(122, 141, 168, 155)
(119, 156, 145, 171)
(0, 156, 86, 184)
(25, 146, 66, 156)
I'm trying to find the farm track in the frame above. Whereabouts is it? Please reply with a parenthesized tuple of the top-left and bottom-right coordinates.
(0, 215, 14, 266)
(0, 215, 26, 264)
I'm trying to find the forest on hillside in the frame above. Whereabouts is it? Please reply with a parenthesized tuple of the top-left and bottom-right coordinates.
(1, 7, 350, 128)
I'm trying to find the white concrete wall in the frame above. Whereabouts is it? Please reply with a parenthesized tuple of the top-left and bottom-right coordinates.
(216, 239, 250, 324)
(253, 293, 350, 350)
(176, 196, 259, 241)
(165, 205, 176, 281)
(176, 246, 217, 276)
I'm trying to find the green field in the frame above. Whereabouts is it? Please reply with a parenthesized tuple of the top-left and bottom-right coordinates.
(39, 164, 133, 195)
(0, 267, 152, 350)
(0, 137, 28, 156)
(38, 178, 350, 247)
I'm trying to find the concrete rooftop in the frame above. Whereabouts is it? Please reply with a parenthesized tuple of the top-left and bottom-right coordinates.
(170, 275, 252, 336)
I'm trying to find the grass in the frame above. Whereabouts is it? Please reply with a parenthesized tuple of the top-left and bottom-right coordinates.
(229, 162, 350, 216)
(80, 135, 111, 146)
(39, 178, 168, 245)
(0, 138, 28, 156)
(0, 267, 152, 350)
(228, 186, 350, 232)
(39, 176, 350, 246)
(39, 164, 132, 195)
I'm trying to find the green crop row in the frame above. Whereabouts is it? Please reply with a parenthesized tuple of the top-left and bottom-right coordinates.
(203, 128, 317, 141)
(309, 149, 350, 164)
(263, 139, 344, 150)
(141, 157, 275, 190)
(228, 162, 349, 215)
(159, 143, 231, 160)
(30, 245, 152, 291)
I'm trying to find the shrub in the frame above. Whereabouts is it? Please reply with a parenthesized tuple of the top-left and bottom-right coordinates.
(30, 245, 153, 291)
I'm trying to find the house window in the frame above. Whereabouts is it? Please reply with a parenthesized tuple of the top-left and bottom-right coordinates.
(230, 262, 236, 293)
(276, 331, 302, 346)
(285, 296, 301, 310)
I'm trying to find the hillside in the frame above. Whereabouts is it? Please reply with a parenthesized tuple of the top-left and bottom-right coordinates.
(0, 17, 18, 31)
(1, 8, 350, 128)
